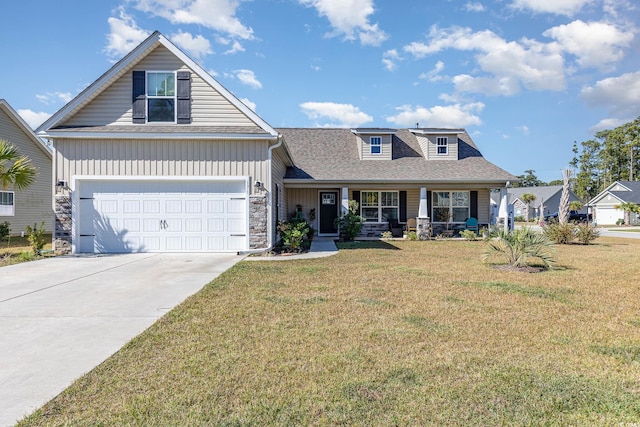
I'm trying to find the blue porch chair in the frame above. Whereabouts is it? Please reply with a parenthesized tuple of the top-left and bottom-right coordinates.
(465, 217, 479, 233)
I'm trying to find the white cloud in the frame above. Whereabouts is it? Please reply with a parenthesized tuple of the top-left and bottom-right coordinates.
(464, 2, 485, 12)
(589, 117, 629, 133)
(36, 92, 73, 105)
(298, 0, 388, 46)
(133, 0, 254, 40)
(18, 109, 51, 129)
(300, 102, 373, 127)
(581, 71, 640, 116)
(382, 49, 401, 71)
(419, 61, 445, 82)
(517, 125, 530, 135)
(404, 26, 565, 95)
(386, 102, 484, 128)
(240, 97, 256, 111)
(510, 0, 592, 16)
(543, 20, 633, 69)
(105, 7, 150, 59)
(235, 69, 262, 89)
(224, 40, 245, 54)
(171, 31, 213, 60)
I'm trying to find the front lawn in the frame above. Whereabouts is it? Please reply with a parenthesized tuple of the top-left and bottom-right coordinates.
(19, 238, 640, 426)
(0, 234, 53, 267)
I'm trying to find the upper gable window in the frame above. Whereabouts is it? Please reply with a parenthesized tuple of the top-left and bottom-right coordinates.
(436, 137, 448, 155)
(370, 137, 382, 155)
(0, 191, 14, 216)
(147, 72, 176, 122)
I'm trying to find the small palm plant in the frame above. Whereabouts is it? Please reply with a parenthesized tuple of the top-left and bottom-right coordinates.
(483, 227, 556, 269)
(0, 139, 37, 190)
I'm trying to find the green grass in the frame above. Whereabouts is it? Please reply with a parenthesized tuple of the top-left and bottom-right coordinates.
(0, 234, 53, 267)
(18, 237, 640, 426)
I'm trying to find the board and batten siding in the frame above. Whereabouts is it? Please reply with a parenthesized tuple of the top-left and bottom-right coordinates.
(0, 108, 52, 233)
(62, 45, 256, 128)
(55, 138, 270, 195)
(359, 134, 392, 160)
(415, 134, 459, 160)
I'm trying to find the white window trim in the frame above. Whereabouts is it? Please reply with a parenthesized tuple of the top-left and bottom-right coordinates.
(370, 136, 382, 155)
(360, 190, 399, 222)
(146, 71, 177, 123)
(436, 137, 448, 155)
(0, 190, 15, 216)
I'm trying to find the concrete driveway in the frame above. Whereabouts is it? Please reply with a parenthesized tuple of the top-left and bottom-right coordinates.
(0, 252, 244, 426)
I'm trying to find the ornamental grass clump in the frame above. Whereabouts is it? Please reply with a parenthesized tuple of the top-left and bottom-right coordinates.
(483, 227, 556, 269)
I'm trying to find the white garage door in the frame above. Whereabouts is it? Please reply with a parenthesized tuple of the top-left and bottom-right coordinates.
(595, 207, 622, 225)
(77, 180, 248, 253)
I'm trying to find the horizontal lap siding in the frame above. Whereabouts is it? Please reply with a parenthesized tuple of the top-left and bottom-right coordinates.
(416, 134, 458, 160)
(56, 139, 269, 195)
(62, 46, 255, 127)
(287, 188, 321, 228)
(360, 134, 392, 160)
(0, 110, 52, 233)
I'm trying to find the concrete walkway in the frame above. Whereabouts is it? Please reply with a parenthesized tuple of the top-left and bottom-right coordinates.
(245, 236, 338, 261)
(0, 252, 244, 427)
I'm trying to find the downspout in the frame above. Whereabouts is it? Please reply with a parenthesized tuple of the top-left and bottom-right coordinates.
(238, 134, 283, 255)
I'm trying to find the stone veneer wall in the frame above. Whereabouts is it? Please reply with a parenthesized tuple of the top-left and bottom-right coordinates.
(417, 217, 432, 240)
(54, 195, 72, 254)
(249, 195, 268, 249)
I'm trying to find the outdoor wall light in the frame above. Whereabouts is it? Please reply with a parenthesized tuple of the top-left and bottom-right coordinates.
(254, 180, 263, 188)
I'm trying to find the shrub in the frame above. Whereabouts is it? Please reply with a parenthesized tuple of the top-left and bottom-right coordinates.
(381, 231, 393, 240)
(483, 227, 556, 269)
(460, 229, 477, 240)
(334, 200, 365, 241)
(543, 222, 575, 245)
(514, 215, 525, 222)
(277, 219, 309, 252)
(25, 222, 47, 256)
(574, 223, 600, 245)
(0, 221, 10, 241)
(616, 218, 625, 226)
(406, 231, 418, 241)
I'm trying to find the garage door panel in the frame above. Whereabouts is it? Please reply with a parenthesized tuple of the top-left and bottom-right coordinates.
(78, 180, 248, 253)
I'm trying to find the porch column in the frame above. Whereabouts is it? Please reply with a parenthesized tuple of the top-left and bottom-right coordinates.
(341, 187, 349, 215)
(498, 185, 509, 233)
(418, 187, 428, 218)
(417, 187, 431, 240)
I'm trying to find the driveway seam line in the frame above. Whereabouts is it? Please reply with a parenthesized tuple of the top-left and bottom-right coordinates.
(0, 254, 160, 304)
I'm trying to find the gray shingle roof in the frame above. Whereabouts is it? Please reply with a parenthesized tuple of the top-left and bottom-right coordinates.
(50, 125, 271, 135)
(278, 128, 516, 183)
(508, 186, 565, 208)
(611, 181, 640, 204)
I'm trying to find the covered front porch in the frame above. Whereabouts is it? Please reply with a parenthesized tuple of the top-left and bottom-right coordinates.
(284, 184, 510, 239)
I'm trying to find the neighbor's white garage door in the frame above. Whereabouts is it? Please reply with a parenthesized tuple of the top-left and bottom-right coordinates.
(594, 207, 622, 225)
(77, 180, 248, 253)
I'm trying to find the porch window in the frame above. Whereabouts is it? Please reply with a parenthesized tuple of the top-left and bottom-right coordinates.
(436, 137, 448, 155)
(0, 191, 15, 216)
(432, 191, 469, 222)
(370, 137, 382, 155)
(361, 191, 398, 222)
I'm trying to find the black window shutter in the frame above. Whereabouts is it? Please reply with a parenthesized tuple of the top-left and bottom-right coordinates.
(132, 71, 146, 124)
(470, 191, 478, 219)
(427, 191, 432, 218)
(399, 191, 407, 222)
(176, 71, 191, 124)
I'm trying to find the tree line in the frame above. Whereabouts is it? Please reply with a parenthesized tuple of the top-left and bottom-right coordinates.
(512, 116, 640, 201)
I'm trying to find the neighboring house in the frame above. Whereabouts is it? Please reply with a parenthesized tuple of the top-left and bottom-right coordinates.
(37, 31, 515, 254)
(280, 127, 516, 237)
(0, 99, 52, 234)
(509, 185, 584, 221)
(587, 181, 640, 225)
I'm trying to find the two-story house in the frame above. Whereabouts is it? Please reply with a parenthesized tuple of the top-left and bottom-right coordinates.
(37, 31, 515, 254)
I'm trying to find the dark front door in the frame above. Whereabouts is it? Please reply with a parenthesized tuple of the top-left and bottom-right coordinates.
(319, 191, 339, 234)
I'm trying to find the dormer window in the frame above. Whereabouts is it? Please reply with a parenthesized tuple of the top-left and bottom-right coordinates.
(437, 137, 448, 155)
(370, 137, 382, 155)
(132, 70, 191, 124)
(147, 72, 176, 122)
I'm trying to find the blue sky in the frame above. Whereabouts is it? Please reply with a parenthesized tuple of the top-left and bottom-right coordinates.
(1, 0, 638, 183)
